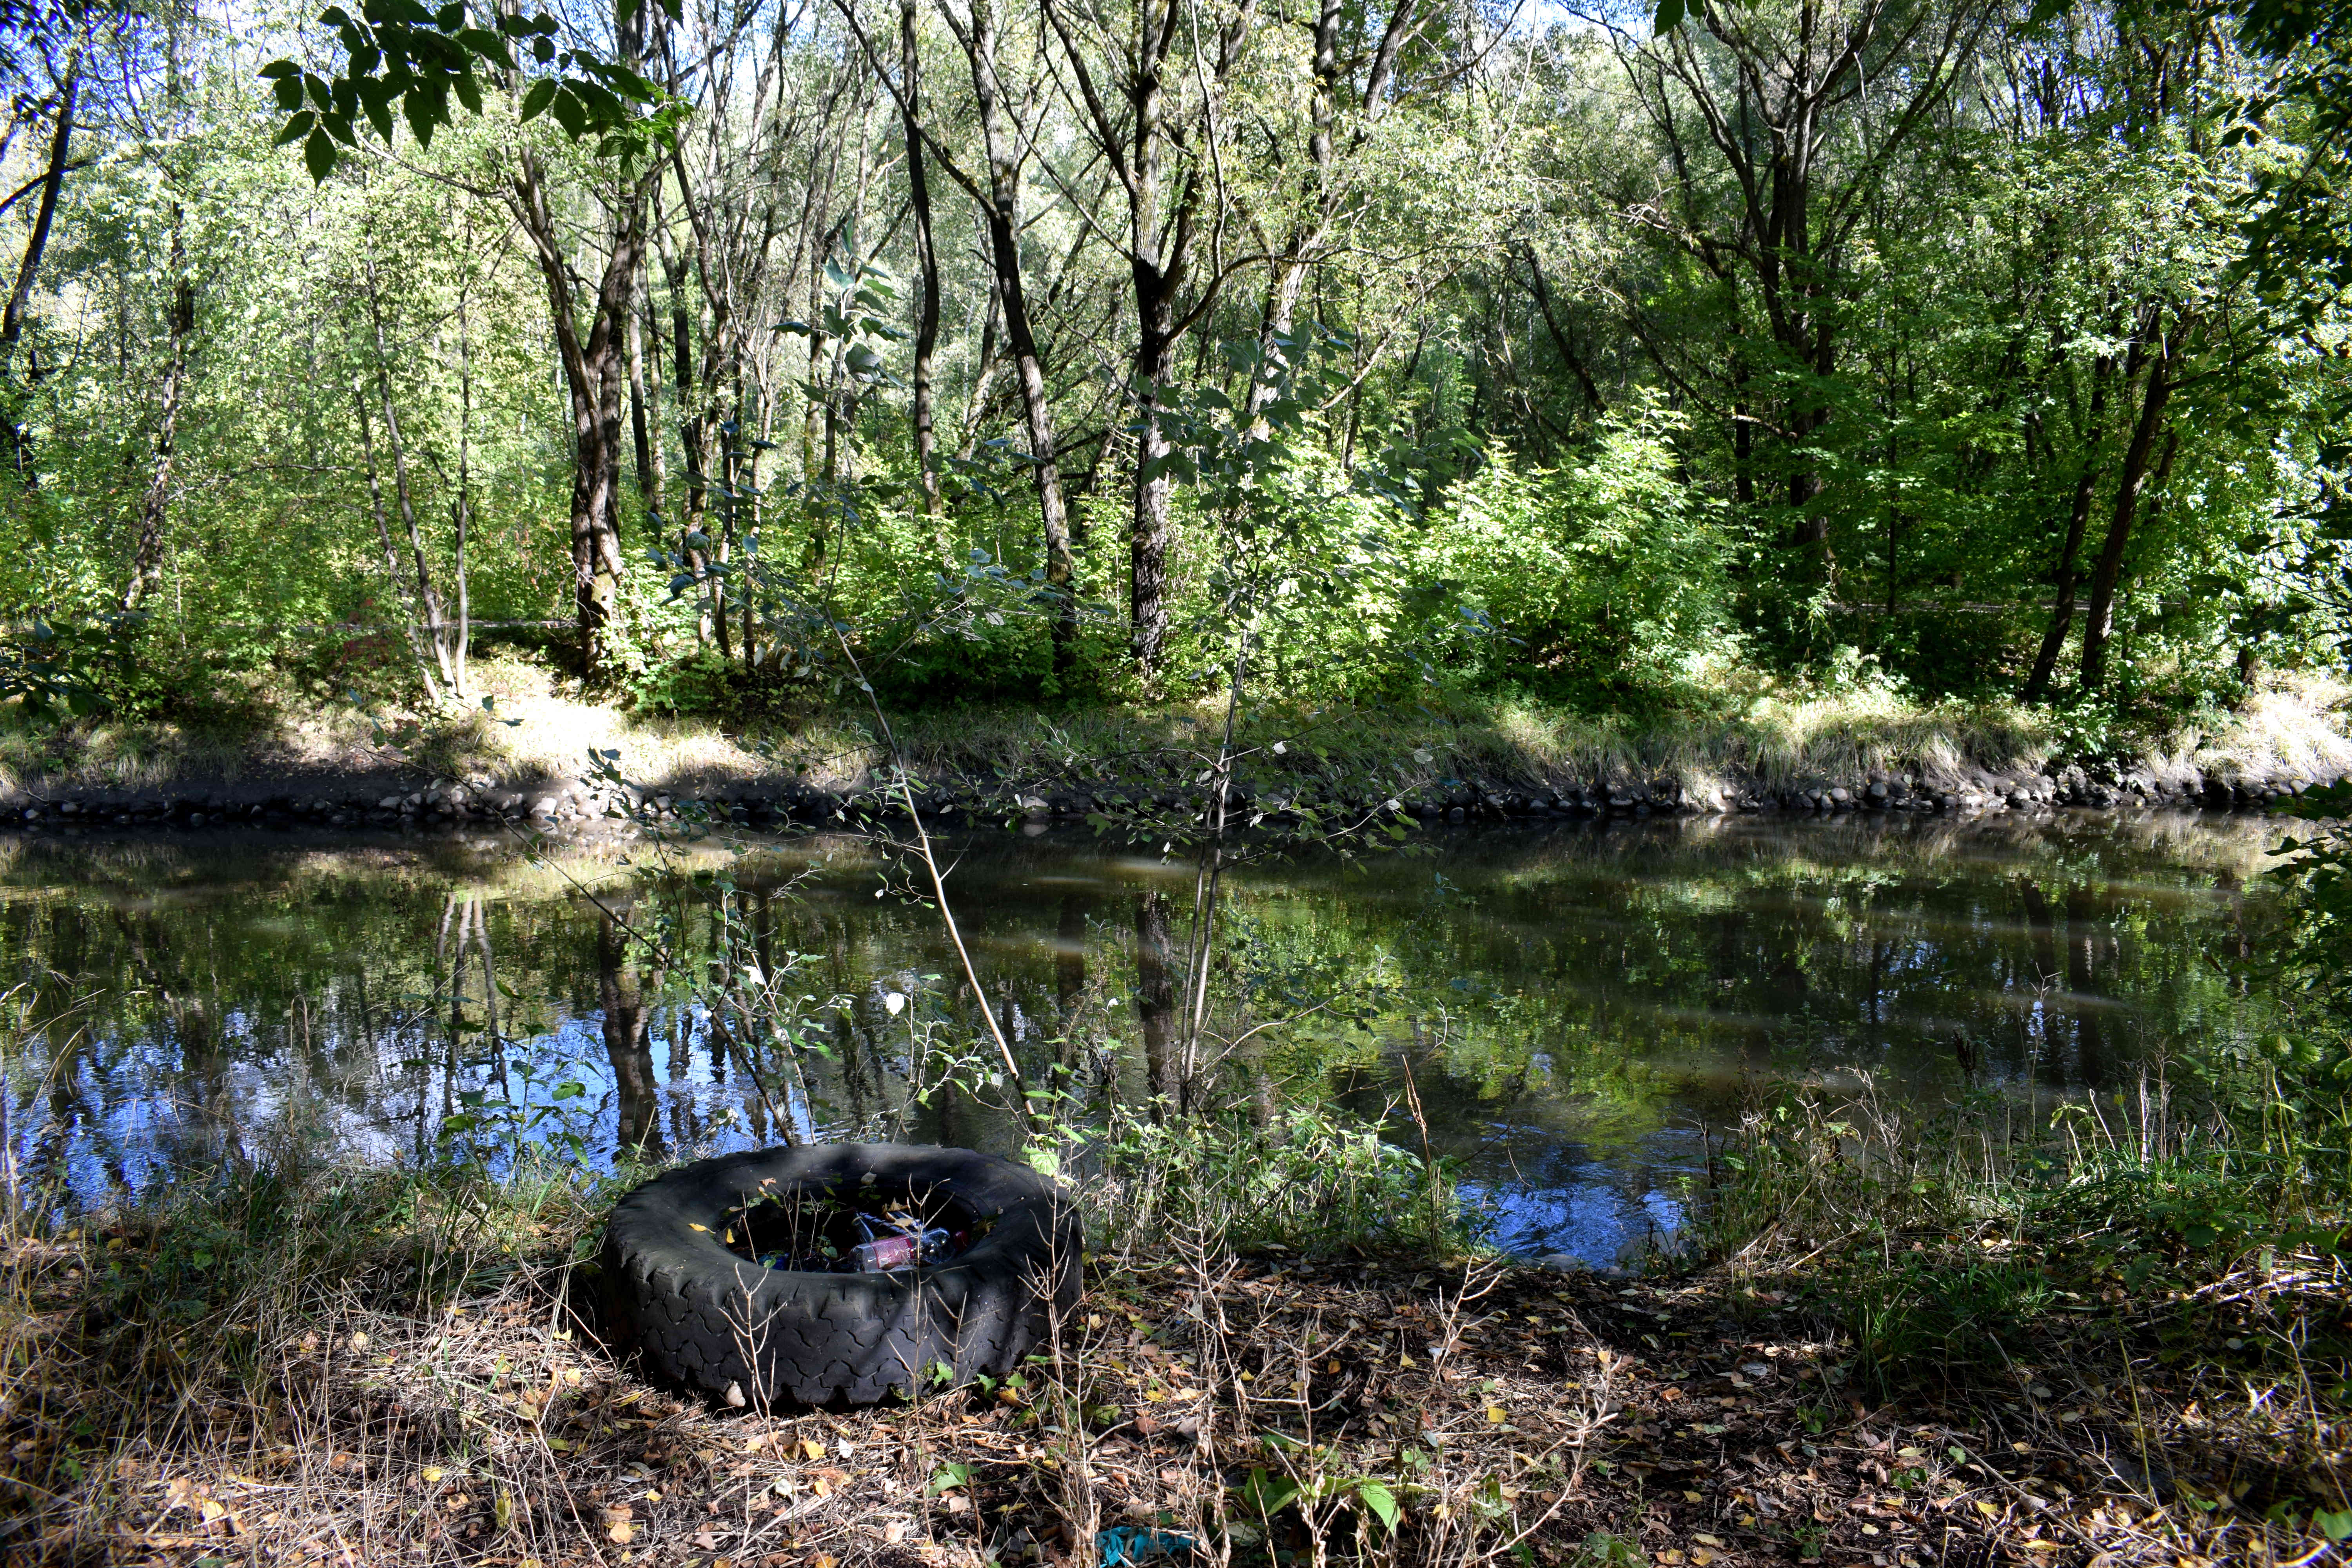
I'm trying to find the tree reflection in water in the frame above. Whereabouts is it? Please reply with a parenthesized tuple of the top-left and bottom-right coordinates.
(0, 810, 2296, 1259)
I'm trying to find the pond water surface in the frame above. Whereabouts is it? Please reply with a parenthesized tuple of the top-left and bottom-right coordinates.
(0, 810, 2291, 1264)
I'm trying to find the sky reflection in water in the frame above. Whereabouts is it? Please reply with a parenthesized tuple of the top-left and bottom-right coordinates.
(0, 809, 2290, 1263)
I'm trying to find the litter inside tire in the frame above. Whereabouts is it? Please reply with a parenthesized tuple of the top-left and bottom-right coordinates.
(599, 1143, 1080, 1405)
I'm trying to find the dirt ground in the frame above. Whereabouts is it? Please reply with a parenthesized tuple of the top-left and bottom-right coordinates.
(10, 1229, 2332, 1568)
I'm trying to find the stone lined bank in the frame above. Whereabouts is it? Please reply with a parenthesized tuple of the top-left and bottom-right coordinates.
(0, 749, 2332, 837)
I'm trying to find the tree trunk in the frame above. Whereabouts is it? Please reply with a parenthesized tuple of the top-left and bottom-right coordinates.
(2, 47, 76, 481)
(351, 379, 446, 700)
(365, 252, 454, 689)
(450, 281, 475, 698)
(902, 0, 946, 544)
(120, 209, 191, 615)
(641, 287, 669, 521)
(1106, 0, 1196, 682)
(1520, 243, 1603, 413)
(1130, 263, 1178, 675)
(508, 147, 642, 680)
(958, 262, 1002, 460)
(2021, 350, 2115, 702)
(627, 253, 658, 517)
(965, 0, 1076, 677)
(649, 202, 711, 643)
(2079, 344, 2176, 694)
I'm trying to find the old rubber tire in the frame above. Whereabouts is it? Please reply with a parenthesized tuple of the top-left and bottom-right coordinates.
(599, 1143, 1080, 1406)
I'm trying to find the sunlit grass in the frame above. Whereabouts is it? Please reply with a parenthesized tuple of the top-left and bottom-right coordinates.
(0, 655, 2340, 805)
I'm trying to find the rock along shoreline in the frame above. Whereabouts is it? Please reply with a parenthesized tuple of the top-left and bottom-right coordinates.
(0, 749, 2332, 838)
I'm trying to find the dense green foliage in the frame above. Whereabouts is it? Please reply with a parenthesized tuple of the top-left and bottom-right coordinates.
(0, 0, 2347, 725)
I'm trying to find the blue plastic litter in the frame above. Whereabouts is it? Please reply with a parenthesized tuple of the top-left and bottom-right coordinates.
(1095, 1528, 1198, 1566)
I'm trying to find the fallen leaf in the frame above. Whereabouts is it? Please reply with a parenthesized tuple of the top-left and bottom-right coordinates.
(802, 1439, 826, 1461)
(607, 1521, 635, 1544)
(1486, 1406, 1506, 1424)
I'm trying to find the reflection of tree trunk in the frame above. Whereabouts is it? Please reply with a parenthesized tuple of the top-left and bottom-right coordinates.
(439, 896, 468, 1096)
(599, 914, 662, 1156)
(666, 1012, 693, 1149)
(111, 908, 208, 1051)
(2021, 882, 2059, 984)
(2062, 886, 2104, 1087)
(1055, 892, 1087, 1081)
(1133, 891, 1176, 1113)
(835, 1007, 872, 1128)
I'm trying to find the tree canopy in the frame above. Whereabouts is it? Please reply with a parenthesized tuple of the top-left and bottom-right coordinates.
(0, 0, 2345, 723)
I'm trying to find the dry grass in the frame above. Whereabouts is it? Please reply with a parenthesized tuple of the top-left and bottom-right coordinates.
(1684, 1078, 2352, 1568)
(0, 658, 2343, 808)
(0, 1132, 2329, 1568)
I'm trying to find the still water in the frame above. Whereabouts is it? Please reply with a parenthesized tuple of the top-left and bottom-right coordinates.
(0, 810, 2291, 1264)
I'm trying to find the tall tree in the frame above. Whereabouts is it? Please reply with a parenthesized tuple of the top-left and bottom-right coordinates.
(1035, 0, 1259, 677)
(0, 20, 82, 480)
(1625, 0, 1999, 598)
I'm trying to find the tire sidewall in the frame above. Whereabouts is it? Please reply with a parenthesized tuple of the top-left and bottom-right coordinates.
(601, 1143, 1079, 1405)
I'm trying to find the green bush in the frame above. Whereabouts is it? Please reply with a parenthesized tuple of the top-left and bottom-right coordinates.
(1417, 398, 1731, 707)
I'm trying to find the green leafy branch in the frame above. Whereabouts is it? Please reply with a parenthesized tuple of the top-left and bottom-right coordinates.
(262, 0, 688, 182)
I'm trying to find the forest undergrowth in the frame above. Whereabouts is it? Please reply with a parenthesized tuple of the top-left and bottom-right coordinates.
(4, 1084, 2346, 1568)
